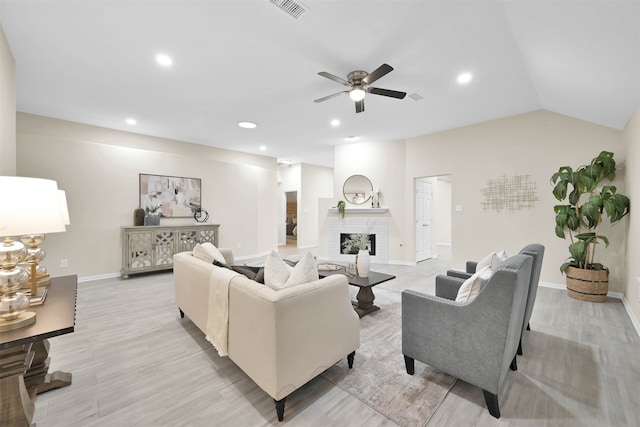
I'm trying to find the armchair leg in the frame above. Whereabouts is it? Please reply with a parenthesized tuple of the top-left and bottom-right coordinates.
(404, 355, 415, 375)
(178, 308, 184, 318)
(274, 397, 286, 422)
(347, 351, 355, 369)
(517, 338, 523, 356)
(510, 355, 517, 371)
(482, 390, 501, 418)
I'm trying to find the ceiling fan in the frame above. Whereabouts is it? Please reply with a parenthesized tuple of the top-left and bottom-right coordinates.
(314, 63, 406, 113)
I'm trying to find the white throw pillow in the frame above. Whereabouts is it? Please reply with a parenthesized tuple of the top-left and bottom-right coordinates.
(285, 251, 318, 288)
(495, 250, 508, 267)
(455, 266, 493, 303)
(264, 251, 292, 290)
(192, 242, 226, 265)
(476, 252, 496, 271)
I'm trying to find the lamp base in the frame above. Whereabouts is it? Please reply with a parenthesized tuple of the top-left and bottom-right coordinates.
(0, 311, 36, 332)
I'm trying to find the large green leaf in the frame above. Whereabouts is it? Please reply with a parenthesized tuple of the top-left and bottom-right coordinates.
(569, 241, 587, 267)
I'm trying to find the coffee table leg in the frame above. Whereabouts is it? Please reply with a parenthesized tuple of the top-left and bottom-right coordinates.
(353, 286, 380, 318)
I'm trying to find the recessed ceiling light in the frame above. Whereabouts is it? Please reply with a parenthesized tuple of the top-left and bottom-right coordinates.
(259, 145, 267, 151)
(278, 159, 292, 166)
(345, 136, 359, 141)
(156, 54, 172, 66)
(457, 72, 472, 85)
(330, 119, 340, 127)
(126, 118, 136, 125)
(238, 121, 257, 129)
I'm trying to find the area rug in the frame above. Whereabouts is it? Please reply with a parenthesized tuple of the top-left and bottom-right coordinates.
(321, 288, 456, 427)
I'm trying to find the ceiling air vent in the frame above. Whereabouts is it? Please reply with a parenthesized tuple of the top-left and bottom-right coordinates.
(268, 0, 309, 19)
(409, 93, 424, 102)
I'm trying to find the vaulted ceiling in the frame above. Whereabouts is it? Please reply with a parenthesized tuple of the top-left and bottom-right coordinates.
(1, 1, 639, 167)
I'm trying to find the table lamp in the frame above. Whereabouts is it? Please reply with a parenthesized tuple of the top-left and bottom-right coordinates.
(0, 177, 67, 332)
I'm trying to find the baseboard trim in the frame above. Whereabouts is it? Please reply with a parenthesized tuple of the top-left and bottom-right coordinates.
(78, 272, 121, 283)
(540, 281, 640, 338)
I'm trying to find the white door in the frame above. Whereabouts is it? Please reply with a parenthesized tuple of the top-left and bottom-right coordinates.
(416, 179, 433, 261)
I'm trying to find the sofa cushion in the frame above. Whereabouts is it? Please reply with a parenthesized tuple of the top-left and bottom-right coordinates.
(231, 265, 265, 284)
(193, 242, 226, 265)
(264, 251, 318, 290)
(455, 266, 493, 303)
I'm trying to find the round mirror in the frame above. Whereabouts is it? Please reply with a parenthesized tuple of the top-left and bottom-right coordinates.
(343, 174, 373, 205)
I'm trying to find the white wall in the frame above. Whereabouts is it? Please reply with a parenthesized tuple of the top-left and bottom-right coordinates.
(0, 23, 16, 175)
(433, 176, 452, 252)
(17, 113, 279, 279)
(623, 104, 640, 325)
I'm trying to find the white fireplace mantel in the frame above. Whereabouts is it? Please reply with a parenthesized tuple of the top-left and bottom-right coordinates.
(328, 207, 388, 214)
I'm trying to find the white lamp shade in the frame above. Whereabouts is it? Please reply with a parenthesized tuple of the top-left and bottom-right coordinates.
(59, 190, 70, 226)
(0, 177, 67, 237)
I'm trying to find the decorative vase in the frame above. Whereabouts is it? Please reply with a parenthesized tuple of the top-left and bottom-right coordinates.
(134, 208, 145, 226)
(565, 266, 609, 302)
(356, 249, 370, 278)
(144, 214, 160, 226)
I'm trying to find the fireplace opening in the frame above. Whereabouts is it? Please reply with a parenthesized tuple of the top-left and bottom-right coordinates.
(340, 233, 376, 256)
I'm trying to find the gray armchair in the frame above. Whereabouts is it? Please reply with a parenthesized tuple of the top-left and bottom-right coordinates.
(439, 244, 545, 356)
(402, 254, 532, 418)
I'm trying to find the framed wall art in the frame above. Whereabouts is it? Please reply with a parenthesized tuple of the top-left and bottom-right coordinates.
(139, 173, 201, 218)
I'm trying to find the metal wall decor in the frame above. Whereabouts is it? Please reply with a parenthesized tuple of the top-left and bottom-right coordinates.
(480, 174, 538, 213)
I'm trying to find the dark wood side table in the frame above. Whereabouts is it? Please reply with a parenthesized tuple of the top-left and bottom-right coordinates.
(319, 267, 395, 317)
(0, 275, 77, 427)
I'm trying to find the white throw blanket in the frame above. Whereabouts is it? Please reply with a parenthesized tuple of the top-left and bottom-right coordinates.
(205, 268, 238, 357)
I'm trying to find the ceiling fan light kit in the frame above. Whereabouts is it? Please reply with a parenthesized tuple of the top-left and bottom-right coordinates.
(315, 63, 407, 113)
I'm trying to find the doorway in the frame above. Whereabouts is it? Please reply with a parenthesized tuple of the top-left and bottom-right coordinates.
(415, 179, 433, 261)
(285, 191, 298, 248)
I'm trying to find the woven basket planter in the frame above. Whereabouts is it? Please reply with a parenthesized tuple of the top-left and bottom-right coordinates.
(565, 266, 609, 302)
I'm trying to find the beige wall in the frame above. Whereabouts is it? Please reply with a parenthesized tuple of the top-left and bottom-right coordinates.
(0, 23, 16, 175)
(623, 105, 640, 324)
(326, 110, 627, 288)
(433, 176, 452, 251)
(405, 109, 627, 289)
(17, 113, 278, 279)
(299, 163, 333, 248)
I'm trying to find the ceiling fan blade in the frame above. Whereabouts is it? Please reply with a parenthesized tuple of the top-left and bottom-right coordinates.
(368, 87, 407, 99)
(355, 99, 364, 113)
(314, 91, 348, 103)
(362, 63, 393, 85)
(318, 71, 350, 86)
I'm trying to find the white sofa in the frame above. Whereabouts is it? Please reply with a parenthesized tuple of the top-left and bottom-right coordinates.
(173, 249, 360, 421)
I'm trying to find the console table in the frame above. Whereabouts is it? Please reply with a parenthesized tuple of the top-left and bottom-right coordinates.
(121, 224, 219, 278)
(0, 275, 77, 427)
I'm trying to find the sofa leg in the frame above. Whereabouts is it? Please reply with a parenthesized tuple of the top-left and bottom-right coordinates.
(527, 322, 531, 331)
(482, 390, 501, 418)
(274, 397, 286, 422)
(347, 351, 355, 369)
(178, 308, 184, 319)
(404, 355, 415, 375)
(510, 355, 517, 371)
(517, 338, 523, 356)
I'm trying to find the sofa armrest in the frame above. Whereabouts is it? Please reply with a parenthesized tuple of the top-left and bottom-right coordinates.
(228, 274, 360, 401)
(435, 274, 465, 300)
(446, 269, 472, 280)
(466, 261, 478, 274)
(173, 251, 216, 332)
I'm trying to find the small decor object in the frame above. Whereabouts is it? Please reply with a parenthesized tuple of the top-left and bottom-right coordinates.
(337, 200, 346, 219)
(357, 249, 370, 278)
(143, 205, 162, 226)
(193, 208, 209, 223)
(133, 208, 145, 226)
(342, 233, 371, 277)
(551, 151, 630, 301)
(139, 173, 201, 218)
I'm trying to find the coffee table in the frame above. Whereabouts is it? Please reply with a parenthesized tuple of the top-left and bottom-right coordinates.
(319, 265, 395, 317)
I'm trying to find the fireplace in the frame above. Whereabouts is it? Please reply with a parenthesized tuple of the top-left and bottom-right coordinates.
(329, 218, 388, 264)
(340, 233, 376, 256)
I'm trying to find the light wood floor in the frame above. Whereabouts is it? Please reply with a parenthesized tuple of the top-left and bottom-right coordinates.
(33, 251, 640, 426)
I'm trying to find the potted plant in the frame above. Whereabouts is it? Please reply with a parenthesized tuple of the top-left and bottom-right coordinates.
(337, 200, 346, 219)
(342, 233, 370, 277)
(144, 204, 162, 226)
(551, 151, 630, 301)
